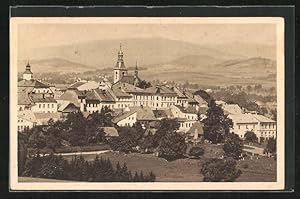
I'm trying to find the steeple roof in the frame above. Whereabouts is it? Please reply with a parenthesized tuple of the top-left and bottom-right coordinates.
(115, 43, 126, 69)
(24, 62, 33, 74)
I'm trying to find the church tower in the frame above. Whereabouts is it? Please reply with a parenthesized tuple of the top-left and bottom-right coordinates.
(113, 43, 128, 84)
(134, 61, 139, 86)
(134, 61, 139, 77)
(23, 62, 33, 81)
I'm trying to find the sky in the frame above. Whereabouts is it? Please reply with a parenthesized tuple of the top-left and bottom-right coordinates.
(17, 22, 276, 50)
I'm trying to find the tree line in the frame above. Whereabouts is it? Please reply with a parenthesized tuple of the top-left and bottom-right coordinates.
(22, 153, 155, 182)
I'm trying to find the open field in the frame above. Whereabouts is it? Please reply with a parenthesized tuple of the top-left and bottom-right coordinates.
(58, 144, 276, 182)
(21, 144, 276, 182)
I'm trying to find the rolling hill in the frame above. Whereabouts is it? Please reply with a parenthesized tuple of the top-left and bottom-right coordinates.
(18, 38, 246, 69)
(17, 58, 96, 73)
(17, 37, 276, 87)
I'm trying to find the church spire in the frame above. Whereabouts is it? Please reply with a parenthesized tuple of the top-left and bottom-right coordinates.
(116, 43, 125, 68)
(134, 61, 138, 77)
(23, 61, 33, 80)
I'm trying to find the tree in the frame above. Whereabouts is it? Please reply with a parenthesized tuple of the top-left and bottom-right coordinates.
(110, 123, 145, 153)
(265, 137, 276, 155)
(270, 108, 277, 121)
(223, 133, 243, 160)
(37, 154, 66, 179)
(154, 118, 180, 146)
(157, 131, 187, 161)
(203, 101, 233, 144)
(244, 131, 258, 143)
(138, 135, 156, 153)
(189, 146, 205, 158)
(200, 158, 241, 182)
(246, 85, 252, 92)
(18, 132, 28, 175)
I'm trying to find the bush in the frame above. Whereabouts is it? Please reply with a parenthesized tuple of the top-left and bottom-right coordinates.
(189, 146, 205, 158)
(200, 158, 242, 182)
(244, 131, 258, 143)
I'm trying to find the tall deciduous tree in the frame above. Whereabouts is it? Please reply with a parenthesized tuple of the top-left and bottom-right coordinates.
(157, 131, 187, 161)
(203, 101, 233, 144)
(223, 133, 243, 160)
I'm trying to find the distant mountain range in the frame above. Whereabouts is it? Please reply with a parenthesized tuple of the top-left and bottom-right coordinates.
(17, 37, 276, 86)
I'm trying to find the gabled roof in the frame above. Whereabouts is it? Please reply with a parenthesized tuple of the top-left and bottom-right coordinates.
(85, 90, 100, 103)
(18, 79, 50, 88)
(57, 100, 79, 112)
(59, 90, 81, 106)
(112, 111, 137, 123)
(18, 92, 32, 105)
(172, 87, 188, 98)
(174, 105, 198, 114)
(223, 104, 243, 115)
(34, 112, 61, 125)
(253, 114, 275, 123)
(110, 87, 132, 97)
(68, 81, 86, 89)
(228, 114, 260, 124)
(129, 106, 157, 121)
(94, 89, 115, 102)
(101, 127, 119, 137)
(29, 95, 57, 103)
(18, 86, 34, 94)
(18, 110, 37, 123)
(141, 85, 177, 96)
(112, 82, 143, 93)
(119, 75, 141, 85)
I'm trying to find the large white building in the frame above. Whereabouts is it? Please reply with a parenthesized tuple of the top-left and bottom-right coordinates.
(228, 113, 277, 140)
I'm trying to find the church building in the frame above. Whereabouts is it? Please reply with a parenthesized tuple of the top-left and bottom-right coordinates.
(113, 44, 141, 86)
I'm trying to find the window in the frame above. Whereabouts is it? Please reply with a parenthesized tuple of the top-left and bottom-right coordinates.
(43, 104, 45, 108)
(238, 125, 240, 129)
(48, 104, 50, 108)
(52, 104, 54, 108)
(253, 124, 255, 129)
(157, 97, 159, 100)
(246, 125, 248, 129)
(39, 104, 41, 108)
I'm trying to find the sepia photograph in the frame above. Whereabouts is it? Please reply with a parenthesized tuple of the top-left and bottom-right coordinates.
(10, 17, 284, 190)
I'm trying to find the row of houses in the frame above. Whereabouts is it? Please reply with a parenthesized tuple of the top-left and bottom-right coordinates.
(17, 45, 276, 141)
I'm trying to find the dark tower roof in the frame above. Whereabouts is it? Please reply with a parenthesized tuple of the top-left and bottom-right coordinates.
(115, 43, 126, 69)
(24, 62, 33, 74)
(134, 61, 139, 77)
